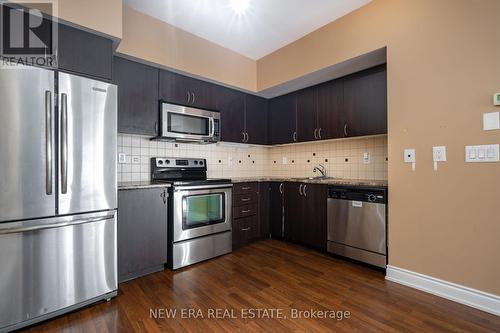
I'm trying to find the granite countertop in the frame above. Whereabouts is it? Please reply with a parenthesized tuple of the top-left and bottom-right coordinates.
(231, 177, 387, 187)
(118, 181, 171, 190)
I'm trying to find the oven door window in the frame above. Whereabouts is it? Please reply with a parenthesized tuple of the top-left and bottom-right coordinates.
(182, 193, 225, 229)
(168, 112, 209, 136)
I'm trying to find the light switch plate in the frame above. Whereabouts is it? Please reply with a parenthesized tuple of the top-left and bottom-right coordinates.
(433, 146, 447, 162)
(483, 112, 500, 131)
(465, 144, 499, 162)
(118, 153, 126, 164)
(404, 149, 416, 163)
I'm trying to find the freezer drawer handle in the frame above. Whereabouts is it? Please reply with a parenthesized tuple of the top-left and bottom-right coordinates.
(61, 93, 68, 194)
(0, 214, 115, 235)
(45, 90, 53, 195)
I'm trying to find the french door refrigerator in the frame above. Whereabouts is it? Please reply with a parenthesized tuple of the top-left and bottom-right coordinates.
(0, 66, 118, 332)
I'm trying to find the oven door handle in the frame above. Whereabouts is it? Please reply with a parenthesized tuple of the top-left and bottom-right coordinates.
(174, 184, 233, 191)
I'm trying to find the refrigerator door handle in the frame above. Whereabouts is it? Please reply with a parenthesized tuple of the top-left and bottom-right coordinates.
(45, 90, 53, 195)
(0, 214, 115, 235)
(61, 93, 68, 194)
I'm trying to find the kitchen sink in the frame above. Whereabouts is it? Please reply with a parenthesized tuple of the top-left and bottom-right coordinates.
(292, 176, 336, 181)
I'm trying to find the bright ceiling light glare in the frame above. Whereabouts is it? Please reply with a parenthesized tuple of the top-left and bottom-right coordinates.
(229, 0, 250, 15)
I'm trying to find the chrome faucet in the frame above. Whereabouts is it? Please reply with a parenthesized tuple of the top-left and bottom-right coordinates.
(313, 164, 327, 178)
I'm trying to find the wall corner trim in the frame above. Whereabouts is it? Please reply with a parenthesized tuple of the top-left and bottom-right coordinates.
(386, 265, 500, 316)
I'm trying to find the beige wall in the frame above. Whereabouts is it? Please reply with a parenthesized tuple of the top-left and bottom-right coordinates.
(57, 0, 122, 38)
(259, 0, 500, 295)
(116, 7, 257, 91)
(20, 0, 123, 38)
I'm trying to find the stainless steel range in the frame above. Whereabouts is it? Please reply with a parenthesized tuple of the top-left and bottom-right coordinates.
(151, 158, 232, 269)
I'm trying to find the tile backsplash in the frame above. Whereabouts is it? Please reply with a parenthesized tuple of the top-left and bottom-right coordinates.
(117, 134, 388, 182)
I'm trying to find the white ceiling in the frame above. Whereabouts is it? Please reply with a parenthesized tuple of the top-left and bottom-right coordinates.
(124, 0, 372, 60)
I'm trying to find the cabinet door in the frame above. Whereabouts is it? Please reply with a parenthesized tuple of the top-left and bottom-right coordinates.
(114, 57, 159, 136)
(58, 24, 113, 80)
(117, 188, 167, 282)
(258, 182, 271, 238)
(159, 70, 216, 109)
(296, 87, 317, 142)
(317, 79, 343, 140)
(343, 65, 387, 137)
(217, 86, 245, 143)
(269, 182, 284, 238)
(283, 182, 303, 242)
(268, 94, 297, 144)
(245, 94, 269, 145)
(301, 184, 327, 250)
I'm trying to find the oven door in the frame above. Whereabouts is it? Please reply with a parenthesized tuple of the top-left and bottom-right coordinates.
(172, 184, 232, 242)
(161, 103, 216, 142)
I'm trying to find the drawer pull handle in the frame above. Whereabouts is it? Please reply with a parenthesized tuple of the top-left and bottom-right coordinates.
(241, 198, 251, 202)
(241, 209, 251, 213)
(241, 227, 251, 231)
(241, 186, 251, 190)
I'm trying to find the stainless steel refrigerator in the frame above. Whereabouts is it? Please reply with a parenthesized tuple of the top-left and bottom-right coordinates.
(0, 65, 118, 332)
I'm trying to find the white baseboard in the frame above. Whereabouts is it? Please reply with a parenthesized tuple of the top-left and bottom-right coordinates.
(386, 265, 500, 316)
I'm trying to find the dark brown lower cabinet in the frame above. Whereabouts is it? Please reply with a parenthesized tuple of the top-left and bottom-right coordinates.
(232, 182, 262, 248)
(117, 187, 168, 282)
(283, 182, 327, 250)
(258, 182, 271, 238)
(269, 182, 284, 239)
(233, 181, 326, 251)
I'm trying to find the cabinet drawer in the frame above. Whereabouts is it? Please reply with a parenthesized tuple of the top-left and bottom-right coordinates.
(233, 204, 257, 219)
(233, 215, 259, 246)
(233, 193, 258, 206)
(233, 182, 258, 194)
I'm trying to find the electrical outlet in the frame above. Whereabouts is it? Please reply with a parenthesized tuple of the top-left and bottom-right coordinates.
(282, 157, 288, 165)
(131, 156, 140, 164)
(363, 152, 370, 164)
(433, 146, 447, 162)
(228, 157, 234, 167)
(118, 153, 126, 164)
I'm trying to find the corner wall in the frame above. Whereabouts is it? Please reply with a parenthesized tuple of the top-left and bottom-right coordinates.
(258, 0, 500, 296)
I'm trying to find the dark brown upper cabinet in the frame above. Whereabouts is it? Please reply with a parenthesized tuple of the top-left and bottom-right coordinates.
(296, 87, 317, 142)
(58, 24, 113, 81)
(342, 65, 387, 137)
(159, 70, 216, 110)
(245, 94, 268, 145)
(113, 57, 159, 136)
(217, 86, 245, 143)
(217, 87, 268, 145)
(317, 79, 343, 140)
(269, 93, 297, 144)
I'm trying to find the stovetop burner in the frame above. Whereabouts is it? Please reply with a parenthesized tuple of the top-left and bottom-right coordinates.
(150, 157, 231, 187)
(153, 178, 232, 187)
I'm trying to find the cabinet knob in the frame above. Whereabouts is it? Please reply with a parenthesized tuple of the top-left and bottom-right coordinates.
(344, 123, 348, 137)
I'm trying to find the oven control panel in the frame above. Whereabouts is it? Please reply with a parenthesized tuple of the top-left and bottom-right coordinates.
(152, 157, 206, 169)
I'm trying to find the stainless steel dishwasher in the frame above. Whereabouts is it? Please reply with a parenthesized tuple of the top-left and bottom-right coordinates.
(327, 186, 387, 268)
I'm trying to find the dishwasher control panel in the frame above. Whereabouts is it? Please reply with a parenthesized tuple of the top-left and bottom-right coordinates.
(328, 186, 387, 204)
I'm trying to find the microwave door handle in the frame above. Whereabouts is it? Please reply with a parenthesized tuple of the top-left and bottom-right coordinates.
(209, 117, 215, 137)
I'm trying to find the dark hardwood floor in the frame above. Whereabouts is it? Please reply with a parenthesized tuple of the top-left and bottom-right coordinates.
(23, 240, 500, 332)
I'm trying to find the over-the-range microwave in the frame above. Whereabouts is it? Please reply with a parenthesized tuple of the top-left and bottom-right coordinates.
(155, 102, 220, 144)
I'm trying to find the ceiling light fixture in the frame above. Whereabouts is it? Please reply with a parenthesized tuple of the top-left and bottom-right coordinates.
(229, 0, 250, 15)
